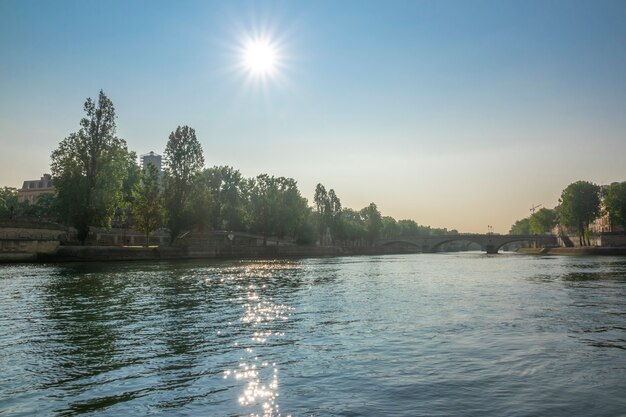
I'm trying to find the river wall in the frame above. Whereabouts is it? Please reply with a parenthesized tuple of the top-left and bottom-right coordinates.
(31, 244, 418, 263)
(517, 247, 626, 256)
(0, 222, 65, 262)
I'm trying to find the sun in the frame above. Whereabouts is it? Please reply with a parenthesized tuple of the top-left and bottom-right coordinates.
(242, 38, 278, 77)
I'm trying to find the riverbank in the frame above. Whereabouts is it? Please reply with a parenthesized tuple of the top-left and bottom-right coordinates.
(517, 247, 626, 256)
(2, 244, 420, 263)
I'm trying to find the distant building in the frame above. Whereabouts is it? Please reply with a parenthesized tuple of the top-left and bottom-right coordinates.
(140, 151, 162, 173)
(18, 174, 54, 203)
(590, 202, 624, 234)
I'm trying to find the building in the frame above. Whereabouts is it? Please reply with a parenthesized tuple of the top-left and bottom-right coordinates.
(140, 151, 162, 173)
(590, 201, 624, 234)
(17, 174, 54, 204)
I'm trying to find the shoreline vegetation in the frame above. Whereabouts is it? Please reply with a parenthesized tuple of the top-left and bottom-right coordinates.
(2, 91, 626, 260)
(1, 91, 463, 252)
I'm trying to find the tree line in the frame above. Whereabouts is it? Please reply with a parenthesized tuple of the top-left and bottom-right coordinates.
(0, 91, 458, 246)
(509, 180, 626, 246)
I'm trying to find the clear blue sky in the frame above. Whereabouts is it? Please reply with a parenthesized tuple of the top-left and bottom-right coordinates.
(1, 0, 625, 232)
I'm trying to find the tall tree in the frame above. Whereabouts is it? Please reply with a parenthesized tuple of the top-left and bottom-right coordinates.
(360, 202, 382, 244)
(327, 189, 342, 243)
(163, 125, 205, 243)
(509, 217, 531, 235)
(50, 90, 130, 243)
(0, 187, 18, 219)
(132, 164, 165, 246)
(313, 184, 343, 245)
(381, 216, 400, 238)
(529, 208, 557, 235)
(398, 219, 419, 236)
(313, 183, 329, 243)
(188, 175, 214, 233)
(203, 166, 249, 231)
(335, 208, 367, 244)
(248, 174, 277, 244)
(558, 180, 601, 246)
(604, 181, 626, 232)
(247, 175, 309, 243)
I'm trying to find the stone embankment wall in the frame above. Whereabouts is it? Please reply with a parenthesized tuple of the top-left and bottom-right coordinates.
(0, 223, 66, 261)
(518, 247, 626, 256)
(41, 243, 416, 262)
(558, 232, 626, 248)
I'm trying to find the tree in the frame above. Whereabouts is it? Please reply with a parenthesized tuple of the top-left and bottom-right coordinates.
(509, 217, 530, 235)
(163, 125, 205, 243)
(188, 175, 213, 233)
(248, 174, 276, 244)
(360, 202, 382, 244)
(529, 207, 557, 235)
(381, 216, 400, 238)
(313, 183, 329, 243)
(335, 208, 367, 244)
(248, 175, 309, 244)
(132, 164, 165, 246)
(50, 90, 130, 243)
(398, 219, 419, 236)
(558, 180, 601, 246)
(20, 193, 60, 222)
(327, 189, 342, 243)
(0, 187, 18, 219)
(313, 184, 343, 245)
(111, 151, 142, 229)
(203, 166, 249, 231)
(604, 181, 626, 232)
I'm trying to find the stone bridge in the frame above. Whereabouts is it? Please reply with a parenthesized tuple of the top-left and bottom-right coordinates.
(375, 234, 558, 254)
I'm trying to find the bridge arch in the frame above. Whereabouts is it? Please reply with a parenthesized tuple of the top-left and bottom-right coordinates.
(488, 237, 547, 253)
(379, 240, 421, 248)
(428, 238, 485, 253)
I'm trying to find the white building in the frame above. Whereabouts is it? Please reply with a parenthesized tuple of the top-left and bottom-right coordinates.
(140, 151, 162, 173)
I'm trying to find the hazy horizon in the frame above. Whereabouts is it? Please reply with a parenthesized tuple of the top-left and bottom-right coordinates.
(1, 0, 625, 233)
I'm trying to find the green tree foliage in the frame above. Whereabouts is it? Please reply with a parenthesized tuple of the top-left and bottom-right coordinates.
(50, 90, 131, 243)
(20, 193, 60, 222)
(132, 164, 165, 246)
(114, 151, 142, 229)
(529, 207, 557, 234)
(188, 175, 214, 233)
(559, 180, 601, 246)
(360, 202, 382, 244)
(604, 181, 626, 231)
(313, 183, 329, 242)
(397, 219, 419, 236)
(335, 208, 367, 244)
(509, 217, 530, 235)
(163, 125, 205, 243)
(313, 184, 343, 244)
(248, 174, 310, 244)
(203, 166, 249, 231)
(327, 189, 342, 242)
(0, 187, 18, 219)
(381, 216, 400, 238)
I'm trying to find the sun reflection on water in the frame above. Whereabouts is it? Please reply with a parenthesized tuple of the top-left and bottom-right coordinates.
(221, 263, 297, 417)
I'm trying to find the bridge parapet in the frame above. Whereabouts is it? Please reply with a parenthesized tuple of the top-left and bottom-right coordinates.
(376, 234, 558, 254)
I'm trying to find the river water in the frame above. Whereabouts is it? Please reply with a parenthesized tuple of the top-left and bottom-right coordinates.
(1, 253, 625, 416)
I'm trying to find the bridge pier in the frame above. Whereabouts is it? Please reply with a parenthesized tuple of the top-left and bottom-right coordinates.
(485, 244, 498, 254)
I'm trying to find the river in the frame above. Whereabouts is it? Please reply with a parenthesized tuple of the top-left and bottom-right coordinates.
(1, 253, 625, 416)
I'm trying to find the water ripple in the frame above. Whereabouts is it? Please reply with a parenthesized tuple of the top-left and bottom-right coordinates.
(1, 255, 625, 416)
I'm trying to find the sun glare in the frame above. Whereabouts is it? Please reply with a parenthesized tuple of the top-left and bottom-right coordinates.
(242, 38, 278, 77)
